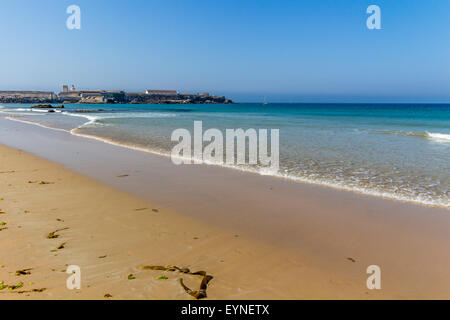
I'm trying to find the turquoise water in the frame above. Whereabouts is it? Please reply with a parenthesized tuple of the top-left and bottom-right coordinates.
(1, 103, 449, 207)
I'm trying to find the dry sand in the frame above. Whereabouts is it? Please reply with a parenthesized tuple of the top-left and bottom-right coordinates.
(0, 143, 354, 300)
(0, 141, 450, 299)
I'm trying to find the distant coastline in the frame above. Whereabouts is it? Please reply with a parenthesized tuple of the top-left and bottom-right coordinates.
(0, 86, 233, 104)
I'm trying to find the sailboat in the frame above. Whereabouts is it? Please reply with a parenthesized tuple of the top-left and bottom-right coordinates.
(263, 96, 268, 105)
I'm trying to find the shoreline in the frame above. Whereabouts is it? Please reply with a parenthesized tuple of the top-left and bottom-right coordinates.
(2, 114, 448, 209)
(0, 143, 383, 300)
(0, 143, 312, 299)
(1, 117, 450, 299)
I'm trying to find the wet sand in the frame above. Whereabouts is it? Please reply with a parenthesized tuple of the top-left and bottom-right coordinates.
(0, 117, 450, 299)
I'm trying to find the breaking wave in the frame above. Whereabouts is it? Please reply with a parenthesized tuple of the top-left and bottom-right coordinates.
(63, 111, 176, 122)
(371, 130, 450, 142)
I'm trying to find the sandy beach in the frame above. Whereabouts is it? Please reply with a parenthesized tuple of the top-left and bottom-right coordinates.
(0, 0, 448, 305)
(1, 118, 450, 299)
(0, 142, 310, 300)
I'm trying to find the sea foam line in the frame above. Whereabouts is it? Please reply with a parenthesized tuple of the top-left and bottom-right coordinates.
(70, 128, 449, 209)
(370, 129, 450, 143)
(427, 132, 450, 142)
(2, 116, 70, 133)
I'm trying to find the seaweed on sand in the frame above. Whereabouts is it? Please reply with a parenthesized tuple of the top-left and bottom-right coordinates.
(5, 287, 46, 294)
(139, 265, 213, 300)
(2, 282, 24, 291)
(39, 181, 54, 185)
(50, 242, 66, 252)
(57, 242, 66, 250)
(46, 227, 69, 239)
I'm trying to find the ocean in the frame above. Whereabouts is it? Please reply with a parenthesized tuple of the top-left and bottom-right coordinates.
(1, 103, 449, 208)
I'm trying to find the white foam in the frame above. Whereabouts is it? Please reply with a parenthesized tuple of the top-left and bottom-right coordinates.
(426, 132, 450, 142)
(0, 110, 45, 116)
(369, 129, 450, 143)
(63, 111, 175, 121)
(3, 116, 70, 133)
(62, 111, 177, 128)
(30, 109, 63, 113)
(70, 128, 450, 209)
(62, 112, 99, 125)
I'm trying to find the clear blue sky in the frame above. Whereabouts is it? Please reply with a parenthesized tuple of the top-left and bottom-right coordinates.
(0, 0, 449, 102)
